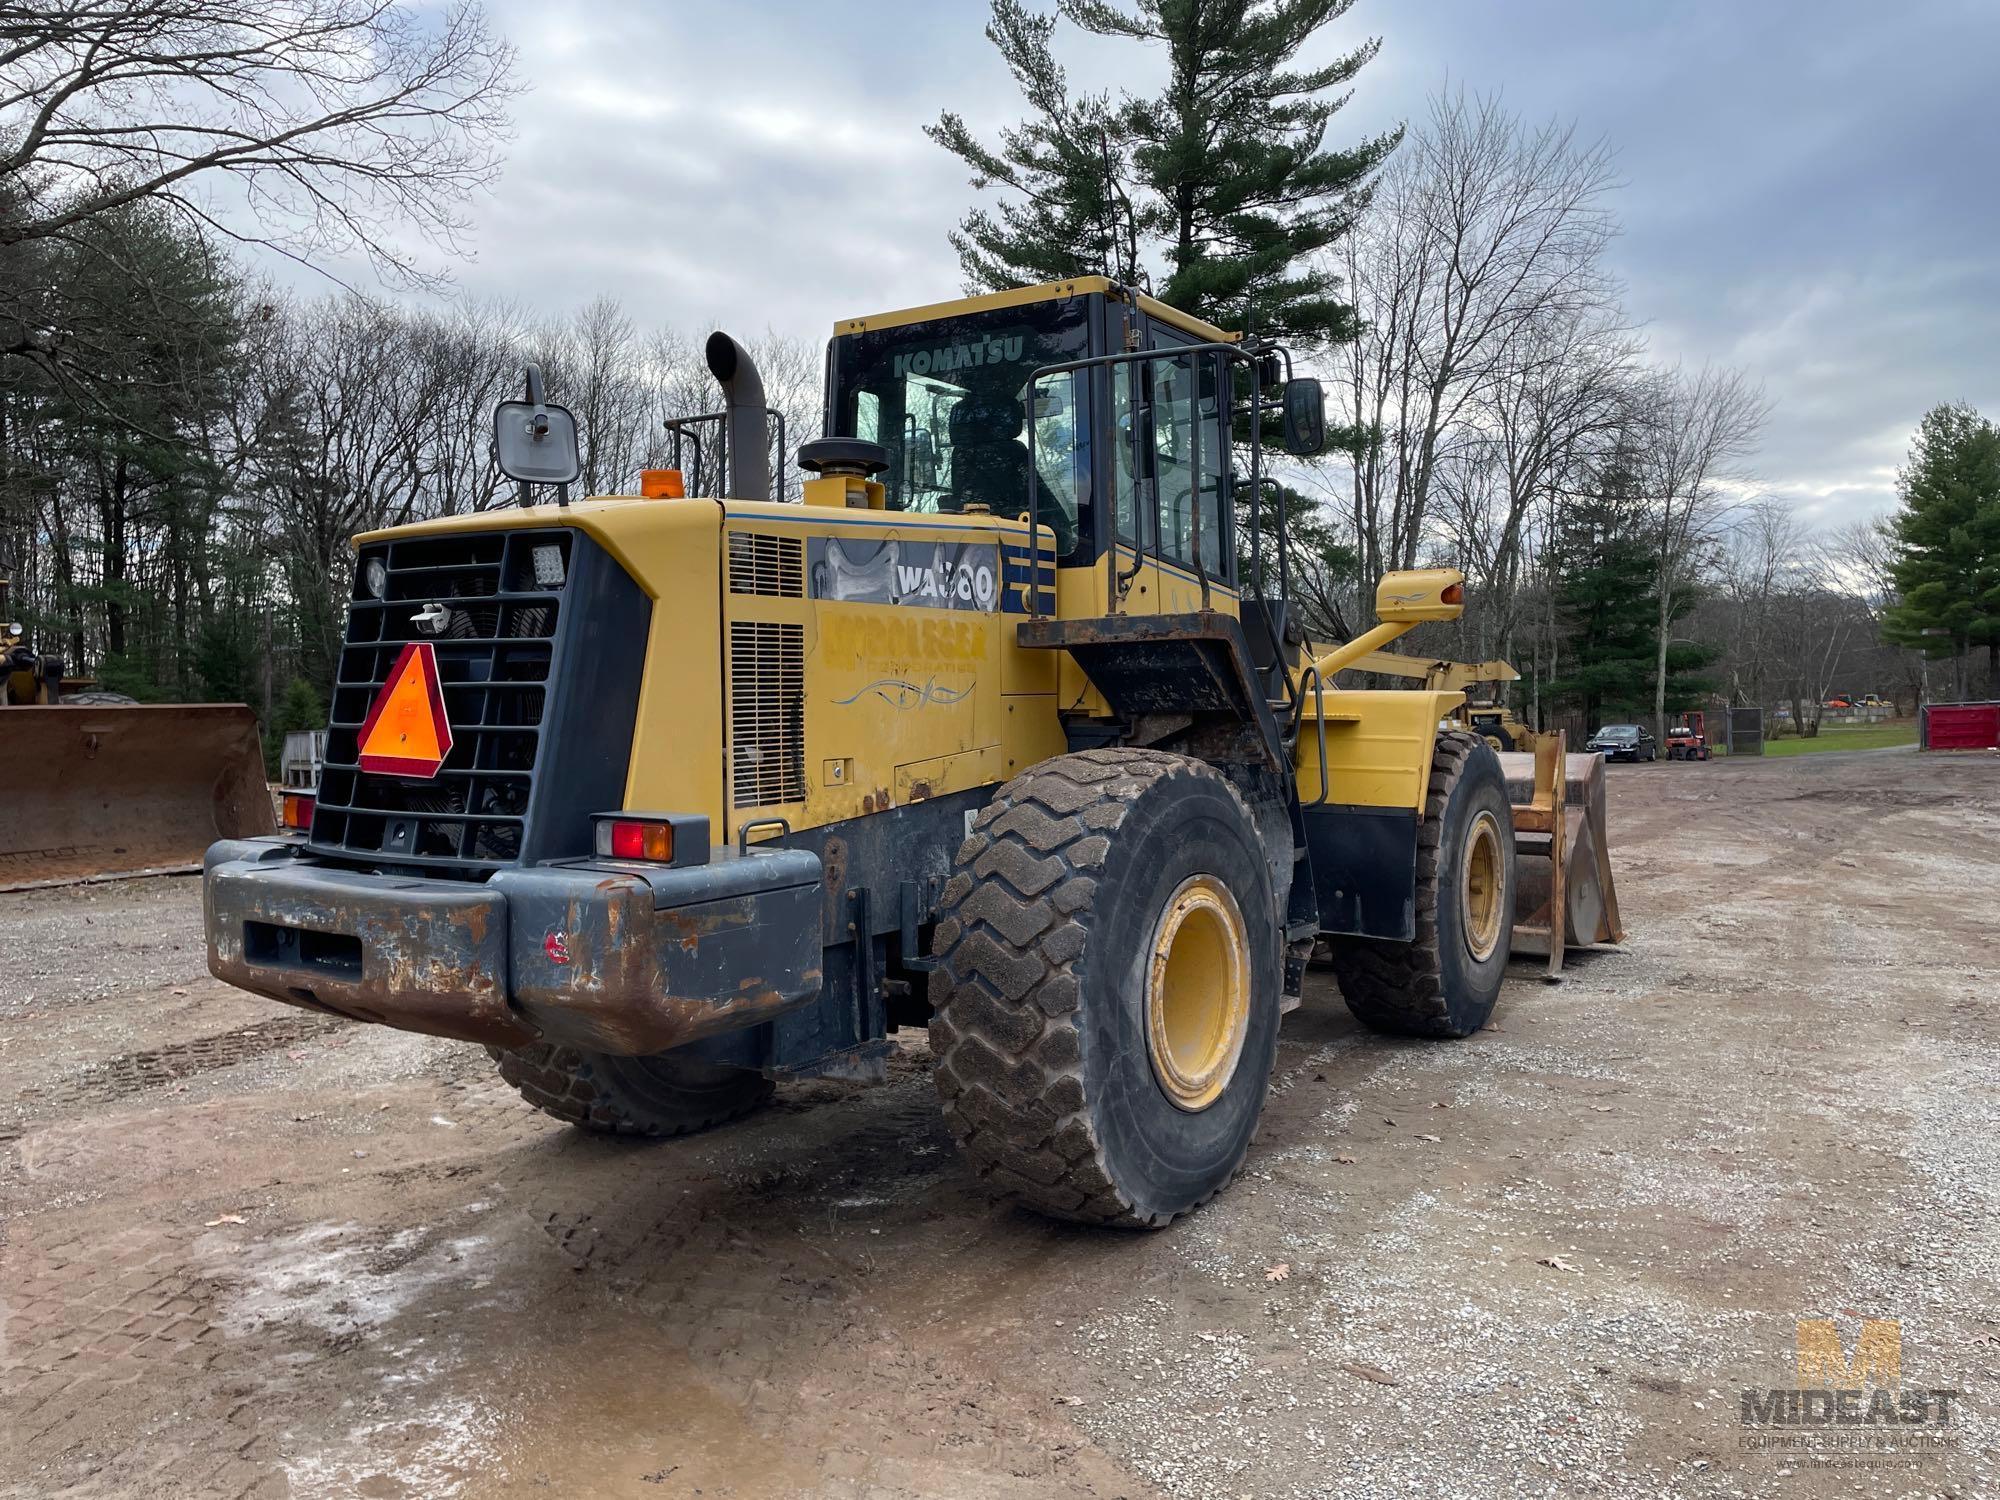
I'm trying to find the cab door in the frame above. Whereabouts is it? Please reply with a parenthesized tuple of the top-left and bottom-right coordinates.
(1107, 317, 1233, 615)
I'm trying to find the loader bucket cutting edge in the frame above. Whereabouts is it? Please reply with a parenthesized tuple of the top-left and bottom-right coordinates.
(1496, 744, 1624, 962)
(0, 704, 276, 890)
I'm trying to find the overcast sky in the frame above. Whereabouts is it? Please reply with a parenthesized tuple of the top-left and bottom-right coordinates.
(304, 0, 2000, 529)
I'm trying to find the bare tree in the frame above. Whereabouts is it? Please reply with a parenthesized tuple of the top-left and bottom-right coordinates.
(0, 1, 519, 282)
(1825, 515, 1929, 713)
(639, 325, 822, 502)
(1434, 307, 1638, 673)
(1769, 549, 1872, 738)
(1332, 88, 1621, 592)
(1714, 498, 1807, 707)
(1635, 362, 1768, 741)
(531, 296, 654, 501)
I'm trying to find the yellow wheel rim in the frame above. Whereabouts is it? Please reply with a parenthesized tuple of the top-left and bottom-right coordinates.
(1144, 875, 1251, 1113)
(1461, 810, 1505, 963)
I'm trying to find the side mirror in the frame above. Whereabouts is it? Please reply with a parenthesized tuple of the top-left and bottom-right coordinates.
(1282, 378, 1327, 456)
(493, 365, 581, 488)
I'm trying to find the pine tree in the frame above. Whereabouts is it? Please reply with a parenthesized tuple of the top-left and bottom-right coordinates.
(931, 0, 1398, 340)
(926, 2, 1141, 290)
(1882, 402, 2000, 698)
(1548, 450, 1715, 728)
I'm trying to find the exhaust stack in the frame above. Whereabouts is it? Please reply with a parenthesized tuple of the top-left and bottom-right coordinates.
(704, 331, 771, 502)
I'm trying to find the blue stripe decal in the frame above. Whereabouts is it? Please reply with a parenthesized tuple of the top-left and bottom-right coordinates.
(723, 511, 1237, 596)
(723, 508, 983, 532)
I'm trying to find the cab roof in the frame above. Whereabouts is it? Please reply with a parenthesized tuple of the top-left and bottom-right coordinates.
(833, 275, 1237, 346)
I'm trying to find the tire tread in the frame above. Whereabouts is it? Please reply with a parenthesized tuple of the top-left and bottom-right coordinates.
(487, 1042, 772, 1137)
(929, 748, 1258, 1229)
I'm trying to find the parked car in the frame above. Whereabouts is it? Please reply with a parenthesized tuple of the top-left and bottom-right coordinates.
(1587, 723, 1657, 762)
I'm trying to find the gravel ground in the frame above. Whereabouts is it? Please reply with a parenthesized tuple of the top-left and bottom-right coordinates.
(1, 748, 1993, 1499)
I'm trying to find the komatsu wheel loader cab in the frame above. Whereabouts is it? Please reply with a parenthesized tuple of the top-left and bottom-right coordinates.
(203, 277, 1561, 1226)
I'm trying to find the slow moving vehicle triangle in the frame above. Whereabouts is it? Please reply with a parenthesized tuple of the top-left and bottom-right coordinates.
(356, 641, 452, 777)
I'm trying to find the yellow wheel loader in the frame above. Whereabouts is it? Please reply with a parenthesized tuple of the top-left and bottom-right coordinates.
(202, 278, 1619, 1226)
(1333, 646, 1535, 751)
(1, 586, 273, 889)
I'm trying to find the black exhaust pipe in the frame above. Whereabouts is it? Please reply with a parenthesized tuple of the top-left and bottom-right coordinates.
(704, 331, 771, 502)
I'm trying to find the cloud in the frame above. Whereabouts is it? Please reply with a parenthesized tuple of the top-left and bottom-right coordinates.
(259, 0, 1998, 531)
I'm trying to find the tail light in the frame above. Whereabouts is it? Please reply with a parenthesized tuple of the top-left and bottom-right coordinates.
(282, 792, 315, 830)
(601, 817, 673, 862)
(591, 812, 709, 866)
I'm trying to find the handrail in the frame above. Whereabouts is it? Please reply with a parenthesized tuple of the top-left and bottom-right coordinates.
(1114, 358, 1149, 601)
(663, 408, 788, 501)
(1185, 348, 1210, 610)
(737, 816, 791, 854)
(1240, 474, 1294, 692)
(1294, 663, 1330, 806)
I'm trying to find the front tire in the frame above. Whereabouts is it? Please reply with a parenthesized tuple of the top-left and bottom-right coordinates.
(929, 750, 1282, 1228)
(1322, 732, 1516, 1039)
(488, 1043, 773, 1137)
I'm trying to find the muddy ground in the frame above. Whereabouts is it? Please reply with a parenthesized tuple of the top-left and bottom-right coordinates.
(2, 748, 1994, 1500)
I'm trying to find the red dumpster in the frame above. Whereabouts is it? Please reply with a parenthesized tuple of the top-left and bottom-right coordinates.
(1922, 702, 2000, 750)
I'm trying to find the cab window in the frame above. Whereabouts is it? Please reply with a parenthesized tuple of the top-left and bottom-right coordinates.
(1149, 354, 1227, 575)
(831, 301, 1092, 560)
(1121, 326, 1228, 579)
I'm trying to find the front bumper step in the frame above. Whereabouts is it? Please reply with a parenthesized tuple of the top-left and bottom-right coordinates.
(204, 839, 824, 1055)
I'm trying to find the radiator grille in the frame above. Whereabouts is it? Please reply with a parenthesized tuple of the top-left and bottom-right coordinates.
(727, 532, 804, 597)
(729, 620, 805, 808)
(310, 530, 569, 875)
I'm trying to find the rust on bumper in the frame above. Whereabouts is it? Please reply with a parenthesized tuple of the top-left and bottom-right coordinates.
(203, 838, 824, 1055)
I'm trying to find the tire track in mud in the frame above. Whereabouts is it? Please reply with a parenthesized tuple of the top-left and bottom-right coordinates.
(5, 1012, 346, 1125)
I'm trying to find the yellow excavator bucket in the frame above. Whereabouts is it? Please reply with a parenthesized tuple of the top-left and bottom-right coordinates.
(0, 704, 276, 890)
(1498, 735, 1624, 975)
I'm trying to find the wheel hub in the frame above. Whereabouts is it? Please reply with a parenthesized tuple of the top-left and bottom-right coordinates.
(1461, 809, 1505, 963)
(1144, 875, 1251, 1112)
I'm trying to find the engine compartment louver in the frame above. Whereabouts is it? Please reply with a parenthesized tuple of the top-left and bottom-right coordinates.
(727, 532, 804, 598)
(729, 620, 805, 808)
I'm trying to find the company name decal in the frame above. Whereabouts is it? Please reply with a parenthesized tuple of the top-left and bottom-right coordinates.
(810, 537, 999, 613)
(891, 335, 1025, 378)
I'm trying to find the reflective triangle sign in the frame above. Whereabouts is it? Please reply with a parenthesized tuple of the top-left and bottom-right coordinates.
(357, 641, 453, 777)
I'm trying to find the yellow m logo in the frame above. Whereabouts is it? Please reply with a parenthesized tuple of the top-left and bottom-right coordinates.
(1796, 1318, 1900, 1387)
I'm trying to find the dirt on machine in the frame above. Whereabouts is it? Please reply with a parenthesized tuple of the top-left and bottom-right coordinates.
(199, 279, 1628, 1228)
(1, 585, 274, 890)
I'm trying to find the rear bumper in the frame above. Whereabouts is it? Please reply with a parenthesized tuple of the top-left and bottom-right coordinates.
(203, 839, 824, 1055)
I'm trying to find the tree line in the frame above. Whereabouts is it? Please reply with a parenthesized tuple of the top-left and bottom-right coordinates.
(0, 204, 819, 729)
(5, 0, 1992, 754)
(935, 2, 1991, 734)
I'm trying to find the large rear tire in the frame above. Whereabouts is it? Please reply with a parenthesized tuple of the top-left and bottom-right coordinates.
(487, 1043, 773, 1137)
(929, 749, 1282, 1228)
(1323, 731, 1516, 1039)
